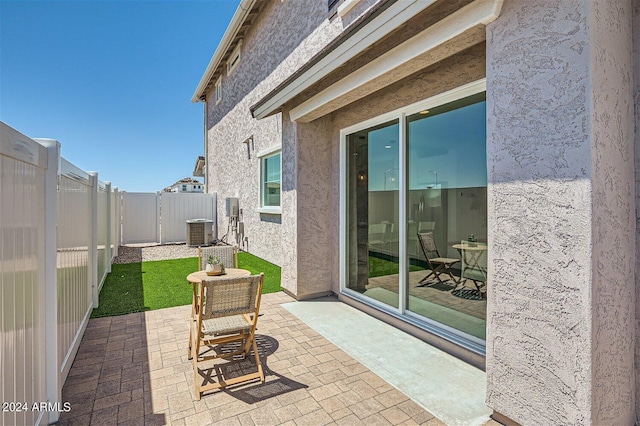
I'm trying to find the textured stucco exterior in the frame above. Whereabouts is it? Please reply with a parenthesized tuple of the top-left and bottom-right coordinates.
(634, 0, 640, 421)
(203, 0, 347, 269)
(486, 0, 635, 423)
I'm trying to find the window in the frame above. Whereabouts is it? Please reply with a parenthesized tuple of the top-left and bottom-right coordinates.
(258, 147, 281, 214)
(227, 41, 242, 76)
(215, 76, 222, 104)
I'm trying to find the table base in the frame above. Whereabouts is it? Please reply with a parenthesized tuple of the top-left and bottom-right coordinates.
(451, 288, 485, 300)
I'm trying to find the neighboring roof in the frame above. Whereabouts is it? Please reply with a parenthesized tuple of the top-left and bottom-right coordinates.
(193, 156, 205, 177)
(171, 177, 203, 186)
(163, 177, 203, 192)
(191, 0, 261, 103)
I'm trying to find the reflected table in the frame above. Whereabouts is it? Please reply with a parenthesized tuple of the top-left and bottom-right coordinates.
(451, 243, 487, 300)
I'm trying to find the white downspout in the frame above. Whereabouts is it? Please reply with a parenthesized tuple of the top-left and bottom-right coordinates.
(204, 97, 208, 193)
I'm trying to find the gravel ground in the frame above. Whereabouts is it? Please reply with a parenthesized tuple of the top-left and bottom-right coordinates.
(113, 243, 198, 264)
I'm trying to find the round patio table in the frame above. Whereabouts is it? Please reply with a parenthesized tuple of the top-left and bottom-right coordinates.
(187, 268, 251, 284)
(451, 243, 487, 300)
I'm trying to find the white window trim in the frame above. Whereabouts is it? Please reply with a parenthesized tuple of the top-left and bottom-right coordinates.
(227, 41, 242, 76)
(214, 76, 222, 105)
(258, 146, 282, 214)
(339, 79, 487, 353)
(337, 0, 363, 17)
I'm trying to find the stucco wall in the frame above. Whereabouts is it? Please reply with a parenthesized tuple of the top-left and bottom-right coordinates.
(634, 0, 640, 422)
(590, 0, 635, 422)
(203, 0, 344, 267)
(486, 0, 635, 423)
(295, 117, 334, 298)
(206, 0, 341, 127)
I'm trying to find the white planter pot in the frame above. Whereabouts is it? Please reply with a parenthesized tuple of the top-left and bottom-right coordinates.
(206, 263, 223, 276)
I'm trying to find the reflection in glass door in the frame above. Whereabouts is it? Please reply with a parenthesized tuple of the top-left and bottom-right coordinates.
(346, 120, 400, 308)
(406, 92, 487, 340)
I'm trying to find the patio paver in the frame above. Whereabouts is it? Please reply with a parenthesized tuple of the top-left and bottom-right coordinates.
(55, 292, 500, 425)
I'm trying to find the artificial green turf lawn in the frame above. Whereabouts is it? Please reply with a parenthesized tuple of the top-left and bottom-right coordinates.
(237, 251, 281, 294)
(368, 256, 425, 278)
(91, 253, 282, 318)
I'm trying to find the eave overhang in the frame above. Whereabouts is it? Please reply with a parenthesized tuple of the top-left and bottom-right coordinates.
(252, 0, 503, 123)
(192, 0, 260, 103)
(193, 156, 205, 177)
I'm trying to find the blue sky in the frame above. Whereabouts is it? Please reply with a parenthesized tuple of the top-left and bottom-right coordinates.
(1, 0, 239, 192)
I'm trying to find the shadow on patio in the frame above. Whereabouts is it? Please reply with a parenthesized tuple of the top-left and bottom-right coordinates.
(55, 292, 443, 425)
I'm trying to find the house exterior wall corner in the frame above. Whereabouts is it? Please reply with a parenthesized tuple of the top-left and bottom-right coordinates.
(294, 117, 335, 297)
(486, 0, 635, 423)
(633, 0, 640, 420)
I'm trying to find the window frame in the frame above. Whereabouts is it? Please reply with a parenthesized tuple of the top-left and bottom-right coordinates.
(214, 76, 222, 104)
(227, 41, 242, 76)
(257, 146, 282, 214)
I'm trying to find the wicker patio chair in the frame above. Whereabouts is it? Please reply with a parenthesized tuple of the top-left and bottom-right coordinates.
(191, 273, 265, 400)
(190, 245, 240, 322)
(197, 245, 238, 270)
(417, 232, 459, 287)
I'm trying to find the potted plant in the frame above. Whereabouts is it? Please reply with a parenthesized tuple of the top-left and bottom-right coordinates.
(205, 255, 225, 276)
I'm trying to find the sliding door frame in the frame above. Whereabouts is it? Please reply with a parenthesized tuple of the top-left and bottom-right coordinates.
(339, 78, 487, 353)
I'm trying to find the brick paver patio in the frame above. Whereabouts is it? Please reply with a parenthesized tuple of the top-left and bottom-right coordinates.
(55, 292, 496, 425)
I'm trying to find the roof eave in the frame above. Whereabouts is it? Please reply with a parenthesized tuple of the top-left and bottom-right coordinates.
(191, 0, 258, 103)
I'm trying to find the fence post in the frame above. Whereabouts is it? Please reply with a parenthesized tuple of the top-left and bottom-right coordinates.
(38, 138, 61, 424)
(88, 172, 99, 308)
(213, 192, 218, 242)
(157, 191, 162, 244)
(110, 186, 122, 256)
(116, 190, 126, 255)
(105, 182, 112, 274)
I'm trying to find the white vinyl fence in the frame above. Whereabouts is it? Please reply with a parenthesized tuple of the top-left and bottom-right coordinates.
(1, 122, 118, 425)
(1, 122, 213, 426)
(121, 191, 216, 245)
(121, 192, 159, 244)
(0, 123, 47, 426)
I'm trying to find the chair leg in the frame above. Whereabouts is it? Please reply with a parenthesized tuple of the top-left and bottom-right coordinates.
(418, 270, 436, 285)
(419, 265, 448, 286)
(242, 336, 251, 356)
(193, 346, 201, 401)
(251, 337, 265, 383)
(441, 265, 458, 285)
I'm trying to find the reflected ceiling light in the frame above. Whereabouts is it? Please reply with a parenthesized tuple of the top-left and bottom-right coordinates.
(384, 145, 391, 149)
(419, 110, 430, 115)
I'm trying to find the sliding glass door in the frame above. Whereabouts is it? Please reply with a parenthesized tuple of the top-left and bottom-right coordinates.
(342, 82, 487, 344)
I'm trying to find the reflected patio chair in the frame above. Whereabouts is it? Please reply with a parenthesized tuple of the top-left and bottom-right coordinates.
(368, 223, 387, 250)
(197, 245, 238, 270)
(418, 221, 435, 233)
(417, 232, 459, 286)
(191, 273, 265, 400)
